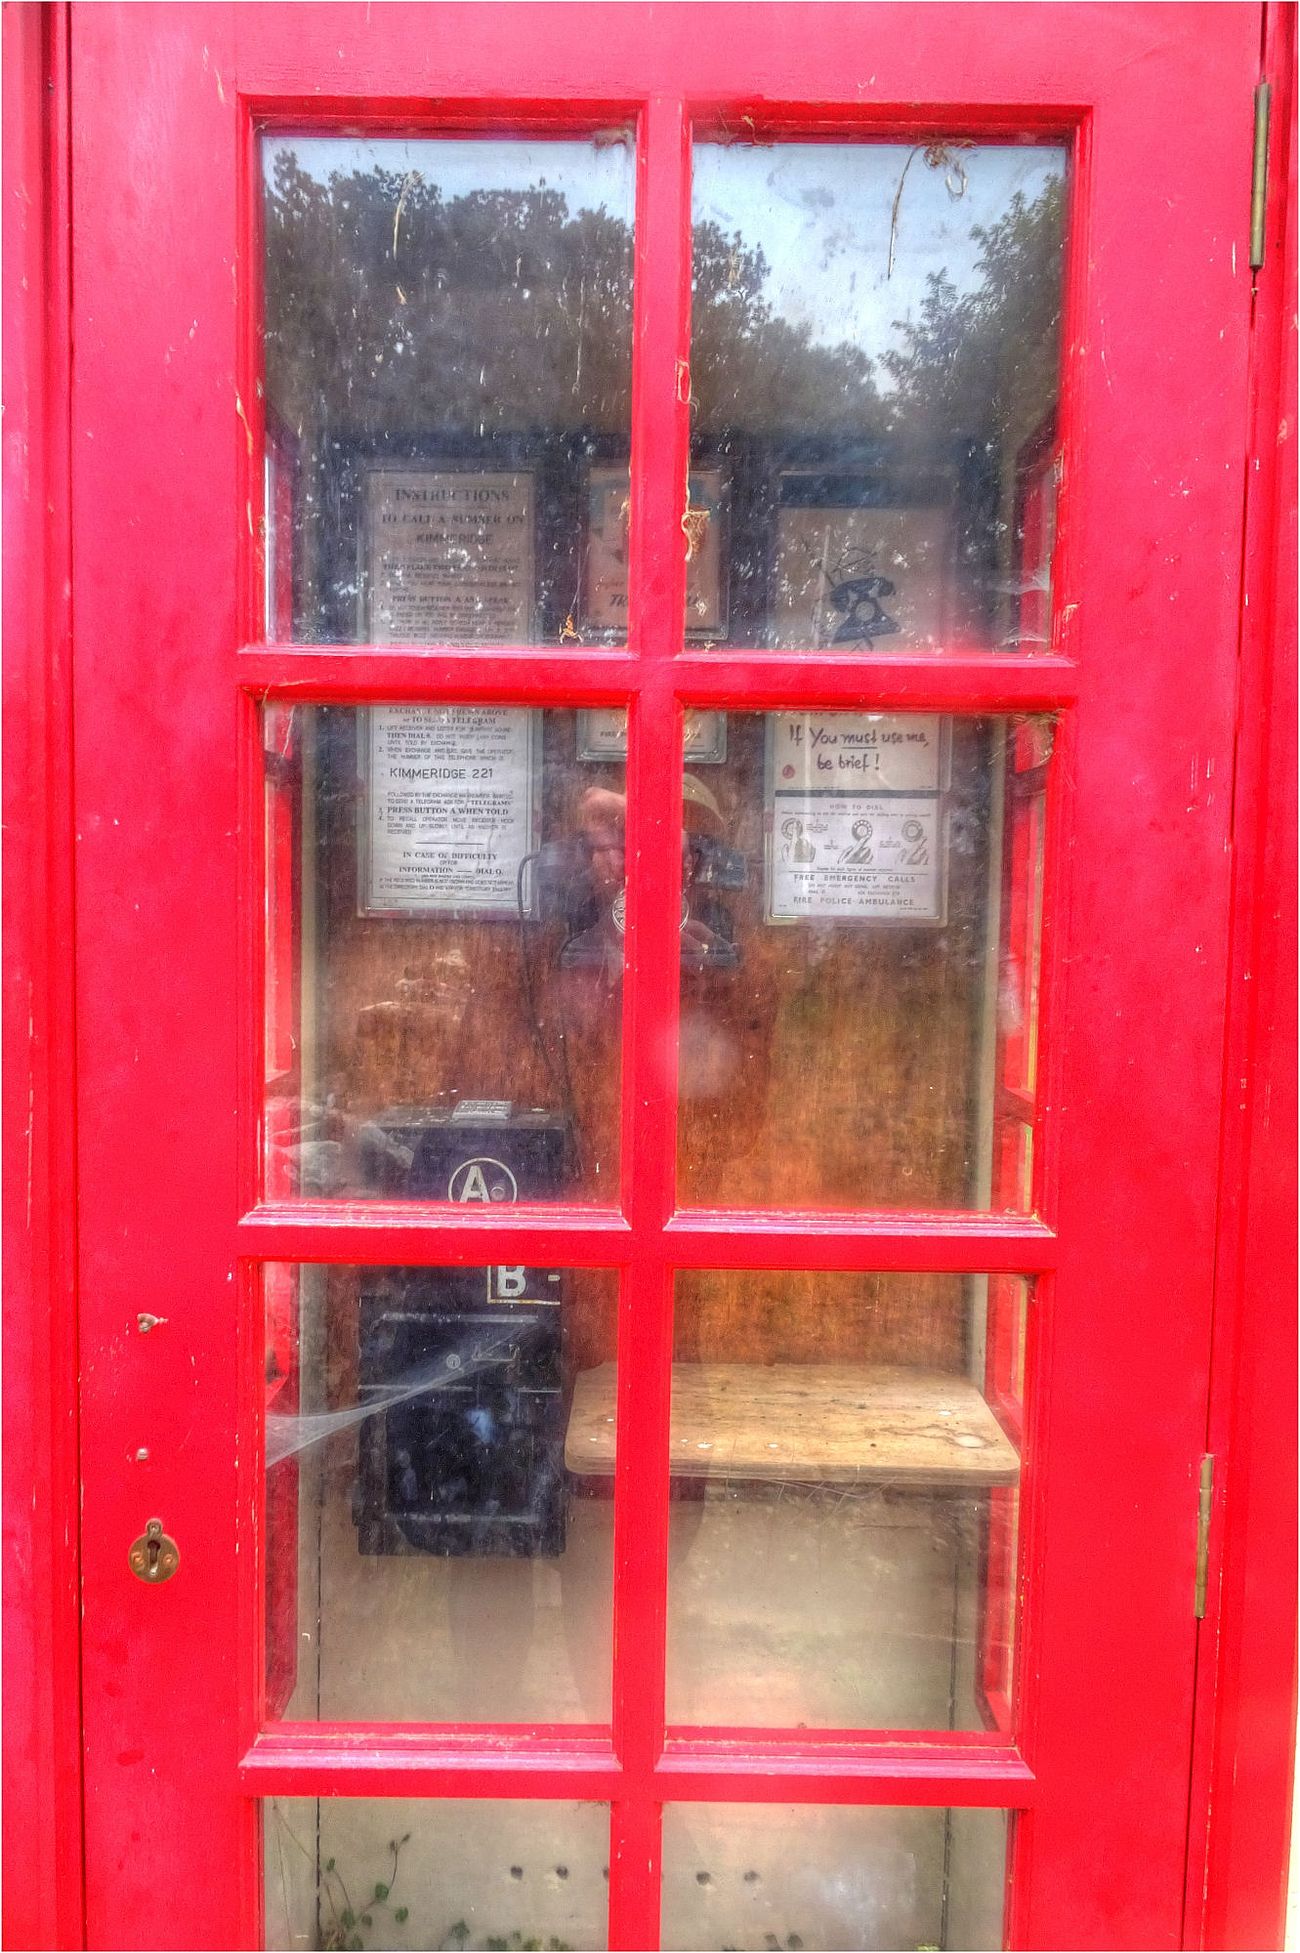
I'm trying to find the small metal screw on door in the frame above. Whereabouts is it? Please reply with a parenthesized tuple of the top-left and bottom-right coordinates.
(128, 1517, 179, 1584)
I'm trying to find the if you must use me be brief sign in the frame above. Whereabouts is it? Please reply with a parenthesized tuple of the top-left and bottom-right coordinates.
(765, 711, 950, 924)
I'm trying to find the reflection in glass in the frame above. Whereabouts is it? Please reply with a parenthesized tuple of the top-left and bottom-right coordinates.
(641, 1271, 1029, 1732)
(263, 704, 629, 1203)
(676, 712, 1050, 1212)
(261, 135, 1063, 659)
(661, 1803, 1007, 1952)
(264, 1797, 610, 1950)
(993, 717, 1049, 1215)
(262, 135, 634, 646)
(265, 1265, 617, 1723)
(690, 140, 1066, 652)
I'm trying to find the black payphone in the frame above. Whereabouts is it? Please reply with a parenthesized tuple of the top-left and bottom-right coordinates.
(353, 1104, 570, 1558)
(348, 775, 748, 1562)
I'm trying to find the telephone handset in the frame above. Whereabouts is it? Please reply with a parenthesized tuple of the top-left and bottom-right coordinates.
(522, 774, 747, 970)
(528, 831, 745, 915)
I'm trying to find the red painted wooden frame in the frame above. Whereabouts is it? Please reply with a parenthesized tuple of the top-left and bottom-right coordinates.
(1187, 9, 1298, 1947)
(43, 6, 1289, 1951)
(2, 7, 84, 1950)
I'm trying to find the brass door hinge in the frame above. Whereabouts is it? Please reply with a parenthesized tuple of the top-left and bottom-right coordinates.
(1250, 82, 1271, 272)
(1194, 1455, 1215, 1620)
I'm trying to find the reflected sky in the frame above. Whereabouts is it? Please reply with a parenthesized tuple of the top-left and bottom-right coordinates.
(696, 141, 1064, 362)
(264, 135, 635, 218)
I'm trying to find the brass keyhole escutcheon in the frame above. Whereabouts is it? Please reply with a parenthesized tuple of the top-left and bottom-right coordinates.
(128, 1517, 179, 1584)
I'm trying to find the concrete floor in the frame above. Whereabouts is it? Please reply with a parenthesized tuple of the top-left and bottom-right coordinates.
(661, 1802, 1006, 1952)
(265, 1795, 613, 1952)
(265, 1432, 1004, 1948)
(265, 1796, 1005, 1951)
(279, 1438, 988, 1733)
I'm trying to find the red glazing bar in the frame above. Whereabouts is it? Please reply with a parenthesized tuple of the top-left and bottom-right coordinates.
(240, 1749, 1031, 1811)
(238, 688, 267, 1800)
(241, 1741, 621, 1805)
(253, 97, 646, 141)
(665, 1210, 1057, 1272)
(239, 96, 268, 651)
(237, 646, 1080, 711)
(662, 1726, 1017, 1755)
(242, 1736, 1032, 1814)
(655, 1745, 1034, 1807)
(238, 1203, 631, 1267)
(249, 1722, 616, 1753)
(1000, 1257, 1051, 1948)
(607, 92, 694, 1951)
(977, 731, 1041, 1739)
(608, 1797, 664, 1952)
(672, 651, 1080, 711)
(237, 1205, 1052, 1270)
(237, 646, 641, 703)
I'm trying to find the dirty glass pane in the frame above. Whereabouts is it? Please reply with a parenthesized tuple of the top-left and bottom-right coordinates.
(641, 1270, 1027, 1732)
(265, 1264, 617, 1724)
(676, 711, 1049, 1212)
(661, 1804, 1008, 1951)
(263, 704, 626, 1204)
(264, 1797, 609, 1950)
(261, 135, 634, 646)
(689, 140, 1066, 652)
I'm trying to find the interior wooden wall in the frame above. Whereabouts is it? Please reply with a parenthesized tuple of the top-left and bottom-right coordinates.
(301, 708, 995, 1377)
(675, 711, 991, 1370)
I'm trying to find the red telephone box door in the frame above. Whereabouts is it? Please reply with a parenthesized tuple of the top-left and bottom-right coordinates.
(68, 7, 1265, 1948)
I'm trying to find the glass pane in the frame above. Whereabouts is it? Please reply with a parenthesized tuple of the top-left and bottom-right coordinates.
(690, 140, 1066, 653)
(676, 711, 1049, 1211)
(645, 1270, 1028, 1731)
(265, 1798, 609, 1950)
(1001, 723, 1050, 1098)
(262, 135, 634, 646)
(661, 1804, 1008, 1951)
(263, 704, 625, 1203)
(265, 1264, 617, 1723)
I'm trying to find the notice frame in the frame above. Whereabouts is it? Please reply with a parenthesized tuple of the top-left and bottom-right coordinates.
(358, 704, 544, 920)
(576, 705, 728, 765)
(358, 462, 537, 648)
(354, 462, 542, 919)
(770, 465, 962, 655)
(763, 710, 952, 926)
(581, 461, 729, 644)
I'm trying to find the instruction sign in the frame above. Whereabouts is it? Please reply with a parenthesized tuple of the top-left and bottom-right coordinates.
(363, 468, 534, 645)
(361, 705, 540, 917)
(577, 706, 727, 764)
(765, 711, 948, 923)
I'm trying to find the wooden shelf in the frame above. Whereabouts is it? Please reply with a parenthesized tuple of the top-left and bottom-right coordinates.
(564, 1361, 1020, 1489)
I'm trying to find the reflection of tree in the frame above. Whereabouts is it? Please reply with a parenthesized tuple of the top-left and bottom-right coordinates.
(266, 153, 1060, 451)
(264, 154, 888, 440)
(881, 180, 1064, 445)
(878, 178, 1063, 630)
(265, 152, 635, 435)
(690, 220, 882, 435)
